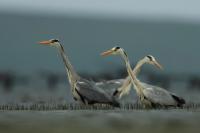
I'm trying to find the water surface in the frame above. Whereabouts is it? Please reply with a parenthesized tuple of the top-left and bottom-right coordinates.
(0, 110, 199, 133)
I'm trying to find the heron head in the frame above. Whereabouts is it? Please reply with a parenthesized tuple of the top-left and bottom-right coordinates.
(38, 39, 60, 47)
(101, 46, 124, 56)
(145, 55, 163, 70)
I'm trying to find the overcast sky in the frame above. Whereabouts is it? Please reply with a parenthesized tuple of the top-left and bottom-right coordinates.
(1, 0, 200, 22)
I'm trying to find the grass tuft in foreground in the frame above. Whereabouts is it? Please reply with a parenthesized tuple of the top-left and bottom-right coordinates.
(0, 103, 200, 111)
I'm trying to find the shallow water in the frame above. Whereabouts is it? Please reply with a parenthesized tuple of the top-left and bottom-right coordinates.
(0, 110, 199, 133)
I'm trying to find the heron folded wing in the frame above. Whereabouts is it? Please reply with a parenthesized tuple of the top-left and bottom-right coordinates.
(170, 93, 186, 106)
(95, 79, 124, 90)
(76, 79, 115, 104)
(141, 82, 177, 106)
(95, 78, 133, 98)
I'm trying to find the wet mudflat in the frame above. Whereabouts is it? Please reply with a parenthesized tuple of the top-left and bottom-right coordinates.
(0, 110, 199, 133)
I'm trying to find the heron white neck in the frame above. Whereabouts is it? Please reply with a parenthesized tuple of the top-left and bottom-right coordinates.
(120, 52, 136, 83)
(120, 51, 144, 94)
(58, 44, 80, 83)
(133, 58, 146, 76)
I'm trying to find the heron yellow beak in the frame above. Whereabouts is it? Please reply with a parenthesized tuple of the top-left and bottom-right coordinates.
(38, 40, 52, 45)
(153, 60, 163, 70)
(101, 49, 114, 56)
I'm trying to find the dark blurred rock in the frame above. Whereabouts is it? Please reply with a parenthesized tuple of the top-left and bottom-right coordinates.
(47, 74, 60, 90)
(0, 72, 15, 92)
(38, 71, 61, 90)
(188, 76, 200, 90)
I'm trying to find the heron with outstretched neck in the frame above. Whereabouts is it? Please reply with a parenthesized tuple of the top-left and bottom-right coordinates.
(101, 46, 185, 108)
(113, 55, 163, 99)
(38, 39, 120, 107)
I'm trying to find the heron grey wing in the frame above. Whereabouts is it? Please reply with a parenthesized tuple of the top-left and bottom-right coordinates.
(95, 79, 125, 95)
(76, 79, 114, 103)
(141, 82, 177, 105)
(95, 79, 125, 89)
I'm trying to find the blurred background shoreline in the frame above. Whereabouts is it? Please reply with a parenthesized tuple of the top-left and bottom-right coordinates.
(1, 1, 200, 133)
(1, 0, 200, 104)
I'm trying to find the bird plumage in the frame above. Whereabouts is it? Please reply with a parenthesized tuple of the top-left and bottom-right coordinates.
(101, 47, 185, 108)
(39, 39, 120, 107)
(75, 78, 120, 107)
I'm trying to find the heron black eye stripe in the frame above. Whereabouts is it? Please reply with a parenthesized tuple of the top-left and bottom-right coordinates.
(115, 47, 120, 50)
(147, 55, 153, 61)
(51, 39, 59, 43)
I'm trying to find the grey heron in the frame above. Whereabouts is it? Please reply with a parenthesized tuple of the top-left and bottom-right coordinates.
(38, 39, 120, 107)
(101, 46, 185, 108)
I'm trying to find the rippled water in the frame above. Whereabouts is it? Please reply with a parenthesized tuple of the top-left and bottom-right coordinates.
(0, 110, 199, 133)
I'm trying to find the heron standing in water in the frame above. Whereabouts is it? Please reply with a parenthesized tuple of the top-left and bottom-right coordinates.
(38, 39, 120, 107)
(101, 46, 185, 108)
